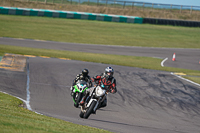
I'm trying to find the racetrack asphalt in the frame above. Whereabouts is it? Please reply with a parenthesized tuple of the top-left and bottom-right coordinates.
(0, 38, 200, 133)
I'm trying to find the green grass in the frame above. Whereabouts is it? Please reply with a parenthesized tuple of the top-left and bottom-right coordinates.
(0, 15, 200, 48)
(184, 76, 200, 84)
(0, 92, 111, 133)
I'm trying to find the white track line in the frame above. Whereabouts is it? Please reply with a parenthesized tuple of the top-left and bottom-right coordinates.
(171, 72, 200, 87)
(0, 91, 27, 103)
(26, 58, 32, 111)
(0, 91, 43, 115)
(161, 58, 200, 87)
(161, 57, 168, 67)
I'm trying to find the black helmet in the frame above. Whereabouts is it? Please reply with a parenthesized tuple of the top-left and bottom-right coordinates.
(105, 67, 114, 78)
(82, 69, 89, 77)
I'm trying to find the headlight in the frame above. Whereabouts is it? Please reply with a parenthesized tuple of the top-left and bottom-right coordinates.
(96, 86, 106, 97)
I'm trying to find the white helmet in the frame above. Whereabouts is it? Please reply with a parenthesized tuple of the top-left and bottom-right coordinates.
(105, 67, 114, 78)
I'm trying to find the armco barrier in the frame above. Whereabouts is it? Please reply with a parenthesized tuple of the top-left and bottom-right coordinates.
(0, 6, 143, 24)
(143, 18, 200, 27)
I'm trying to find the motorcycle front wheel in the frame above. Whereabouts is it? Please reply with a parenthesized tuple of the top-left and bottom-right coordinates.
(79, 111, 84, 118)
(84, 100, 97, 119)
(73, 93, 83, 108)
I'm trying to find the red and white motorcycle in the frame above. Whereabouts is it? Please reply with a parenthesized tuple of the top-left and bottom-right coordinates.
(79, 84, 108, 119)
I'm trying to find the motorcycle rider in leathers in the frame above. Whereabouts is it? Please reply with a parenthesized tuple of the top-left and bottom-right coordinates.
(79, 67, 117, 108)
(70, 68, 92, 96)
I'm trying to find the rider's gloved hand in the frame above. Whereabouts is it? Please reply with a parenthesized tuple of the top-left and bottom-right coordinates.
(110, 89, 115, 93)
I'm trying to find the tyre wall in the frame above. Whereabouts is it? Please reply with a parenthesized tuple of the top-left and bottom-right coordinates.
(1, 6, 199, 27)
(143, 18, 200, 27)
(0, 6, 143, 24)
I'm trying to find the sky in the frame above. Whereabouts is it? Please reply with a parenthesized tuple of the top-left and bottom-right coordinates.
(132, 0, 200, 6)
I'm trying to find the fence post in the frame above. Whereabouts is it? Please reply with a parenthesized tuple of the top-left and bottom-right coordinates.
(45, 0, 47, 4)
(97, 0, 99, 7)
(106, 0, 108, 7)
(190, 6, 193, 14)
(123, 1, 126, 9)
(170, 4, 172, 12)
(143, 3, 145, 11)
(180, 5, 182, 13)
(132, 2, 134, 10)
(151, 3, 154, 11)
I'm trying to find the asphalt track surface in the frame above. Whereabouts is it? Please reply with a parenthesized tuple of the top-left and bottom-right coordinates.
(0, 38, 200, 133)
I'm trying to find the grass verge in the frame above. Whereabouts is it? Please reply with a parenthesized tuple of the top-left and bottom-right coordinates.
(183, 76, 200, 84)
(0, 15, 200, 48)
(0, 92, 111, 133)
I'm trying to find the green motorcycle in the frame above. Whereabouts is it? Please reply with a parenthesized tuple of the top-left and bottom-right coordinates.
(72, 80, 89, 108)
